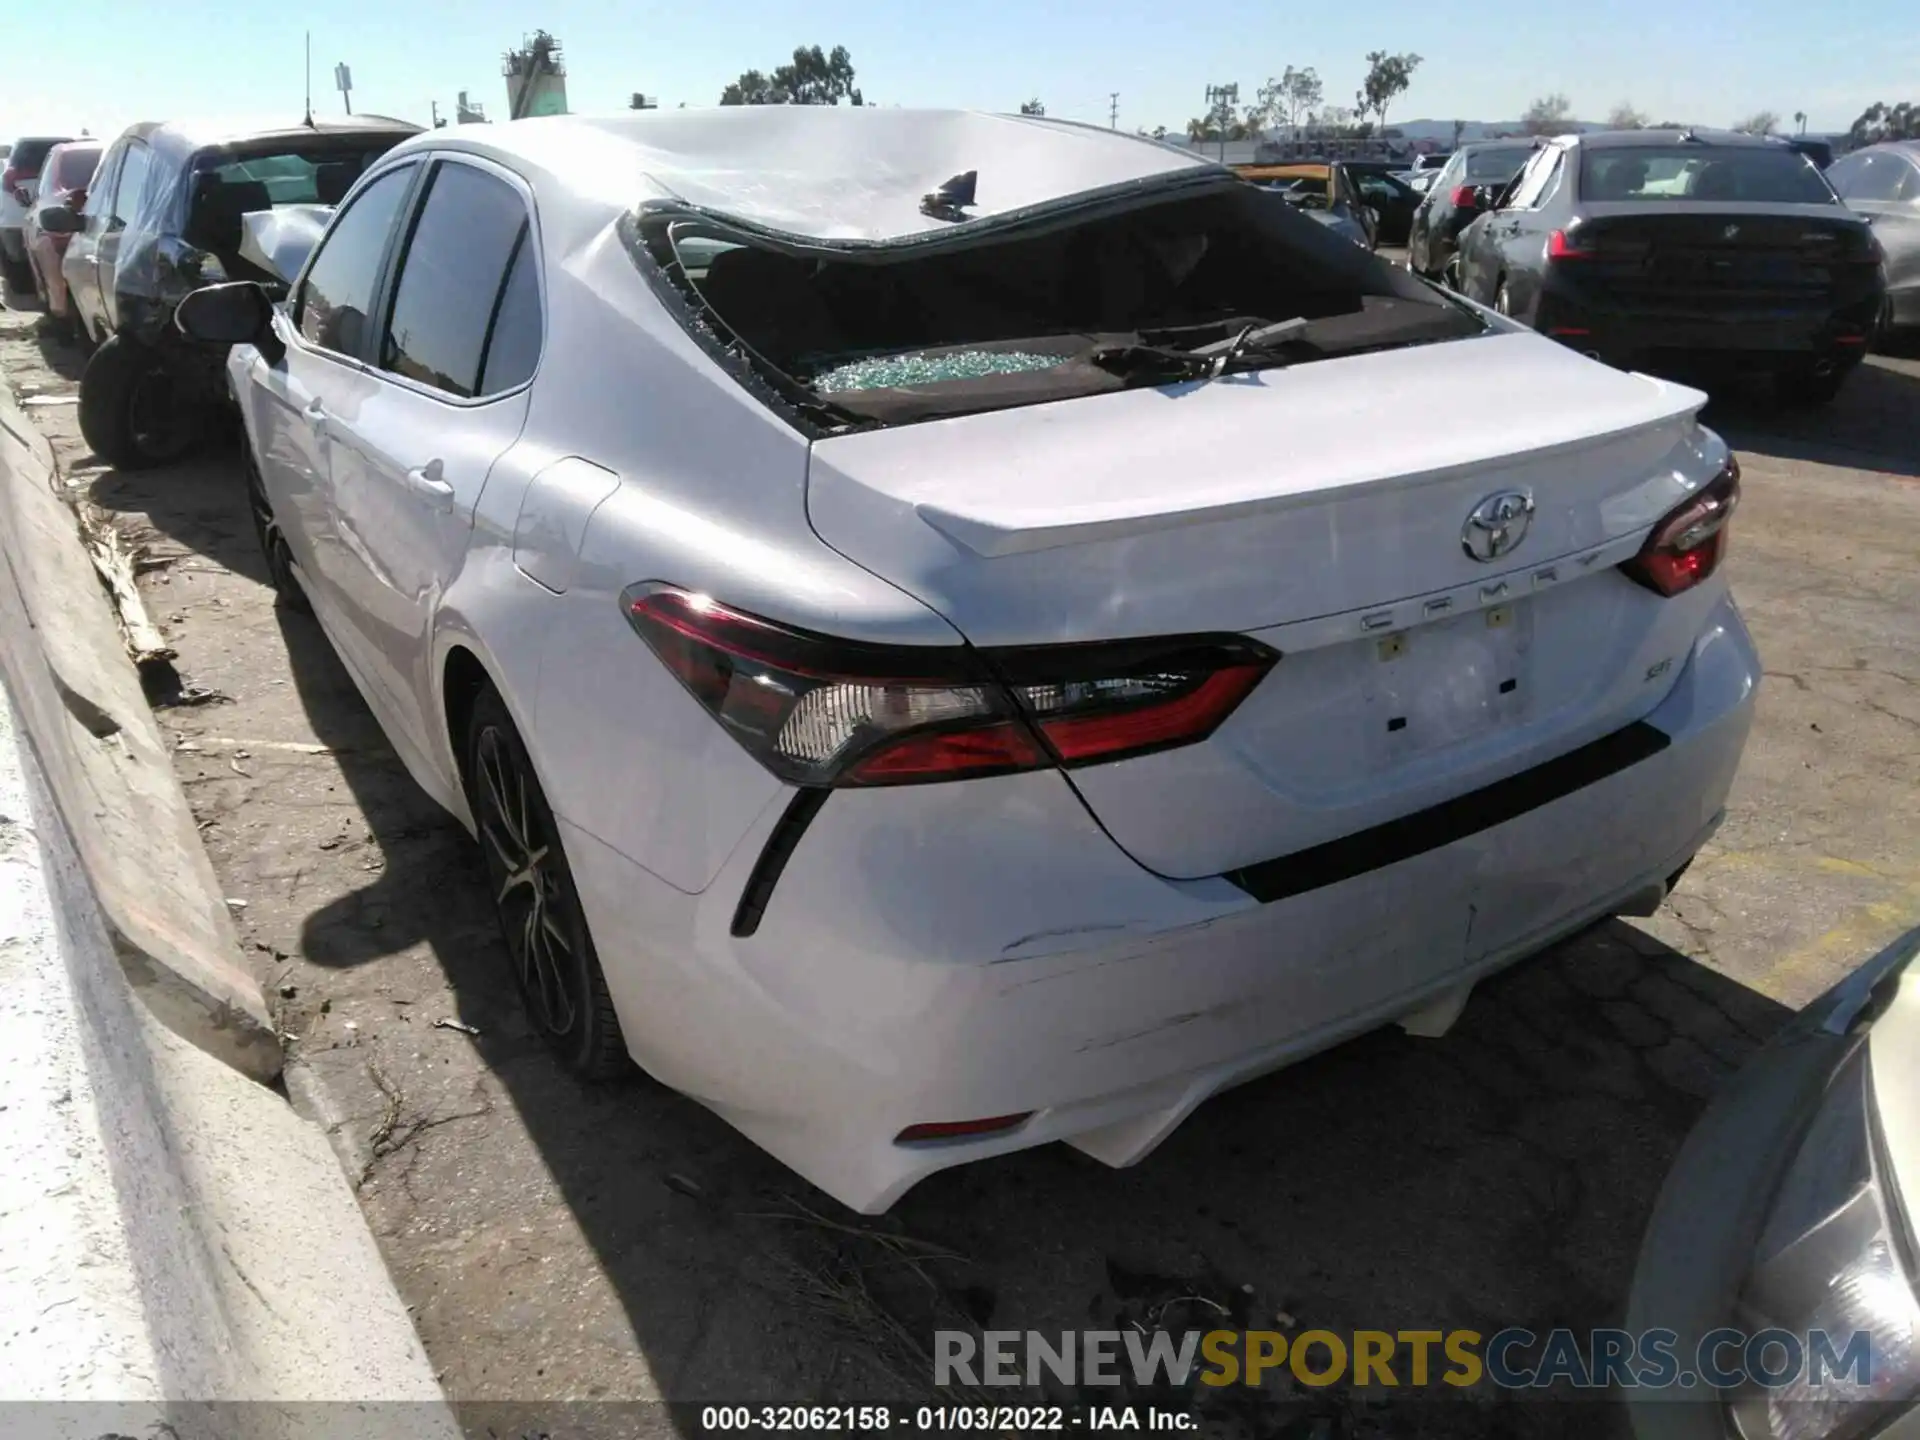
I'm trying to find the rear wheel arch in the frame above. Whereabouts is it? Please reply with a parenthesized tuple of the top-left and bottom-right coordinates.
(442, 643, 496, 810)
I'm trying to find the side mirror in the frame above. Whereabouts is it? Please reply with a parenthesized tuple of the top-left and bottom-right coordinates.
(175, 282, 284, 364)
(36, 203, 80, 236)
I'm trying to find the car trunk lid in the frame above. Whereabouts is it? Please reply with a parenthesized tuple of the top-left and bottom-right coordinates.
(807, 331, 1729, 879)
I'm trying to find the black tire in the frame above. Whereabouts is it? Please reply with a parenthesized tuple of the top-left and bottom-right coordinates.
(1775, 360, 1849, 408)
(0, 252, 32, 298)
(78, 333, 204, 469)
(466, 687, 629, 1080)
(243, 444, 311, 614)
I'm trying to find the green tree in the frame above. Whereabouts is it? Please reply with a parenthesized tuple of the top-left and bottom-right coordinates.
(1523, 92, 1574, 135)
(1848, 101, 1920, 144)
(1734, 110, 1780, 135)
(1019, 98, 1045, 116)
(1254, 66, 1324, 130)
(1606, 102, 1648, 130)
(1356, 51, 1422, 128)
(720, 45, 864, 105)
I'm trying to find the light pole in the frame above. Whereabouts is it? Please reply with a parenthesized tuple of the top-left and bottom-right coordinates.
(1204, 83, 1239, 162)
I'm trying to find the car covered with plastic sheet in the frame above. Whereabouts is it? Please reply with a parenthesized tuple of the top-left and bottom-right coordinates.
(41, 114, 417, 469)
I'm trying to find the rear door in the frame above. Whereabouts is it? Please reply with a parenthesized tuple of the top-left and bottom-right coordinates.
(247, 161, 421, 647)
(316, 153, 540, 748)
(95, 139, 155, 333)
(64, 141, 122, 336)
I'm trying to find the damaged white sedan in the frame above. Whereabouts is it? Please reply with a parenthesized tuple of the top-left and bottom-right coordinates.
(178, 107, 1758, 1212)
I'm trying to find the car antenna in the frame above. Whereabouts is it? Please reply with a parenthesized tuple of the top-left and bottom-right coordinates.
(304, 31, 316, 128)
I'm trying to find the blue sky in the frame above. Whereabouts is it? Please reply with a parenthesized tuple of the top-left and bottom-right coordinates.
(6, 0, 1910, 148)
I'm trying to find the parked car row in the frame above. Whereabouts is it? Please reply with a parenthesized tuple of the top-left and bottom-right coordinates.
(5, 115, 420, 468)
(1402, 128, 1905, 405)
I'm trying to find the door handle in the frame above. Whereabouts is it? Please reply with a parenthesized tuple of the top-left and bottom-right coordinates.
(304, 397, 327, 434)
(405, 459, 455, 511)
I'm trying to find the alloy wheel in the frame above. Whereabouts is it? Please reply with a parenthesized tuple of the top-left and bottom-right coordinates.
(473, 724, 577, 1036)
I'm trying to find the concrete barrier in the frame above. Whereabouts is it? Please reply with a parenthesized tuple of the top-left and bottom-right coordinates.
(0, 387, 279, 1081)
(2, 686, 458, 1434)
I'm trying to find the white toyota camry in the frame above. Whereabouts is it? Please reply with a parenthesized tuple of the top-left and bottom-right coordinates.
(178, 108, 1758, 1212)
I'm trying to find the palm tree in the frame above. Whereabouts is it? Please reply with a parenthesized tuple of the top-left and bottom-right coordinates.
(1793, 110, 1807, 135)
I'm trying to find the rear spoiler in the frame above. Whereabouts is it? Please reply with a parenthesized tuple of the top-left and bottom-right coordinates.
(237, 204, 333, 285)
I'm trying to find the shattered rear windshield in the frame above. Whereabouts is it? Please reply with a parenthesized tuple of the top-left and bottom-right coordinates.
(636, 181, 1485, 429)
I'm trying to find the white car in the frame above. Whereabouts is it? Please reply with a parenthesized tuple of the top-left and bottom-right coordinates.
(178, 108, 1759, 1213)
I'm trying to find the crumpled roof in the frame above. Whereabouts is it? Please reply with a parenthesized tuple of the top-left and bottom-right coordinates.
(482, 108, 1217, 242)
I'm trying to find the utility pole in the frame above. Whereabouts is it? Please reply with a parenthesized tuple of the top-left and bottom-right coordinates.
(1204, 82, 1238, 162)
(1109, 92, 1119, 129)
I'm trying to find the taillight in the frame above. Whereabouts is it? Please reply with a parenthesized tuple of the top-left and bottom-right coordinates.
(1619, 457, 1741, 598)
(621, 585, 1276, 787)
(1449, 184, 1477, 207)
(1547, 228, 1594, 262)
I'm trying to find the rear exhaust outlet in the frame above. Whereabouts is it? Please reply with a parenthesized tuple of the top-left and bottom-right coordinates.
(1585, 350, 1603, 362)
(1813, 358, 1836, 377)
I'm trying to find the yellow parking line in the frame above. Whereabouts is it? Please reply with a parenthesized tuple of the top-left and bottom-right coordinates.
(1751, 873, 1920, 995)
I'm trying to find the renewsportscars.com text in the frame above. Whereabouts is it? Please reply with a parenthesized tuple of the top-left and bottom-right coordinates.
(935, 1327, 1878, 1392)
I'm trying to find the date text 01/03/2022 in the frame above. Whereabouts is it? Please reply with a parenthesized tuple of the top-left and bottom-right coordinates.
(696, 1404, 1199, 1431)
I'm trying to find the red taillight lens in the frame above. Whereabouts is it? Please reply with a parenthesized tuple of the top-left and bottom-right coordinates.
(1449, 184, 1477, 207)
(1547, 228, 1593, 262)
(1619, 457, 1741, 598)
(621, 586, 1276, 787)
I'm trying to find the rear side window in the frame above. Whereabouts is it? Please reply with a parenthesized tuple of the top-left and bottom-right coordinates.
(379, 161, 539, 399)
(1830, 152, 1918, 204)
(49, 147, 101, 192)
(80, 147, 122, 221)
(111, 143, 154, 223)
(1506, 151, 1564, 209)
(295, 165, 414, 356)
(1580, 147, 1835, 204)
(478, 229, 542, 393)
(1465, 148, 1533, 182)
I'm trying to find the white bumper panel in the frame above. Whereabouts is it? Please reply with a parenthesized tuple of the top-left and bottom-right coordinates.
(564, 596, 1758, 1212)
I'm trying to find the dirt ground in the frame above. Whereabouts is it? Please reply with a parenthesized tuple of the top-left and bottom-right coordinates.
(4, 295, 1918, 1439)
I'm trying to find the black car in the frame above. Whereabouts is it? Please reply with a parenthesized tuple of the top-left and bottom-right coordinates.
(1454, 129, 1885, 404)
(1340, 161, 1422, 245)
(38, 114, 419, 469)
(1406, 140, 1537, 280)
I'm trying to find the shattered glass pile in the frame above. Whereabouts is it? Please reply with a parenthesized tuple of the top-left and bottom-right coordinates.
(812, 351, 1063, 392)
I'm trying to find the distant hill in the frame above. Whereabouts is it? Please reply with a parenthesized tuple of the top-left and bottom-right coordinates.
(1389, 118, 1610, 143)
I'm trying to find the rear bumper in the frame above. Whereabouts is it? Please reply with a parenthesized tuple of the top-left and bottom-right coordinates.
(1536, 274, 1883, 368)
(564, 595, 1759, 1213)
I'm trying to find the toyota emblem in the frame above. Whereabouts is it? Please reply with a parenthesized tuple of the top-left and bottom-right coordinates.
(1462, 489, 1536, 563)
(1722, 223, 1740, 241)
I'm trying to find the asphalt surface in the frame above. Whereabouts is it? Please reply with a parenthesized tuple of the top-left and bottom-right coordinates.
(4, 284, 1918, 1439)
